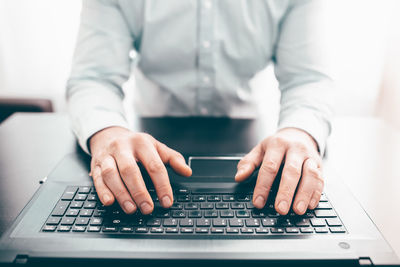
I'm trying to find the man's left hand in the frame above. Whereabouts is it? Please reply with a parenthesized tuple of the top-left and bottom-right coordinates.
(235, 128, 323, 215)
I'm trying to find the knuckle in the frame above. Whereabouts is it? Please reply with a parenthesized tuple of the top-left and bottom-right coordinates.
(131, 189, 149, 201)
(269, 136, 286, 147)
(147, 159, 164, 174)
(113, 189, 128, 200)
(285, 163, 301, 176)
(101, 167, 115, 179)
(254, 183, 271, 194)
(156, 183, 172, 194)
(132, 132, 150, 144)
(260, 160, 279, 174)
(119, 164, 133, 177)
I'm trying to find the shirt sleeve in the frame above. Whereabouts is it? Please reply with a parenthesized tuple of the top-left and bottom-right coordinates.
(66, 0, 133, 154)
(274, 0, 334, 156)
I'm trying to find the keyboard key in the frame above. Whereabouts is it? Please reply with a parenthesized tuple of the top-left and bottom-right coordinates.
(75, 217, 90, 226)
(70, 201, 83, 209)
(177, 195, 190, 202)
(300, 227, 314, 233)
(245, 219, 260, 227)
(211, 228, 224, 233)
(60, 217, 75, 225)
(87, 194, 97, 201)
(295, 218, 310, 227)
(184, 203, 198, 210)
(226, 227, 240, 234)
(72, 226, 86, 232)
(155, 210, 170, 218)
(222, 195, 235, 202)
(229, 218, 244, 227)
(212, 219, 227, 227)
(330, 227, 346, 233)
(90, 218, 103, 226)
(319, 194, 328, 202)
(255, 228, 269, 234)
(74, 194, 87, 201)
(83, 201, 96, 209)
(165, 227, 179, 233)
(315, 227, 329, 233)
(120, 227, 134, 233)
(93, 209, 106, 217)
(170, 203, 183, 210)
(216, 203, 229, 209)
(192, 196, 206, 202)
(175, 189, 190, 194)
(326, 218, 342, 227)
(236, 210, 250, 218)
(65, 209, 79, 217)
(87, 226, 101, 232)
(131, 218, 145, 226)
(180, 219, 194, 227)
(285, 227, 299, 233)
(102, 226, 118, 232)
(231, 203, 245, 209)
(57, 226, 71, 232)
(241, 228, 254, 234)
(220, 210, 234, 218)
(196, 219, 211, 227)
(315, 202, 332, 210)
(261, 218, 277, 227)
(61, 187, 78, 201)
(204, 210, 218, 218)
(310, 219, 326, 227)
(80, 209, 93, 217)
(135, 227, 149, 233)
(146, 219, 161, 226)
(200, 203, 214, 210)
(207, 195, 221, 202)
(163, 219, 178, 227)
(268, 211, 280, 218)
(314, 210, 336, 218)
(78, 186, 91, 194)
(188, 210, 202, 218)
(46, 217, 61, 225)
(172, 211, 186, 218)
(181, 228, 194, 233)
(251, 210, 268, 218)
(195, 228, 209, 234)
(42, 225, 57, 232)
(236, 195, 251, 202)
(150, 227, 164, 233)
(52, 201, 70, 216)
(270, 227, 285, 234)
(279, 218, 294, 227)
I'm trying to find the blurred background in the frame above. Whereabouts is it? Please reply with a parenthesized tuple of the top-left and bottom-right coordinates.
(0, 0, 399, 128)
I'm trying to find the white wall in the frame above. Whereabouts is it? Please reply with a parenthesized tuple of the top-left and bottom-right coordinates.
(0, 0, 399, 122)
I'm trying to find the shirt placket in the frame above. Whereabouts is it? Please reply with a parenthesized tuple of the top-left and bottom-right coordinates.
(197, 0, 214, 116)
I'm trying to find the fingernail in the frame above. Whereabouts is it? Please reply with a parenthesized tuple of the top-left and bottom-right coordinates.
(103, 194, 111, 204)
(140, 202, 153, 214)
(161, 196, 172, 207)
(296, 201, 306, 213)
(254, 196, 265, 208)
(278, 201, 288, 213)
(123, 201, 136, 213)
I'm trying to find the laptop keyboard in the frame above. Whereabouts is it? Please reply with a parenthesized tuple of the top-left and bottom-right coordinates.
(41, 186, 346, 237)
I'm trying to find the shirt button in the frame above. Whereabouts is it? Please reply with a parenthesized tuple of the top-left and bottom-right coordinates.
(204, 0, 212, 9)
(202, 41, 211, 49)
(203, 76, 210, 83)
(200, 107, 209, 115)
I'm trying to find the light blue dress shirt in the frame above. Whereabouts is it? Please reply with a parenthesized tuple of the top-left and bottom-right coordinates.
(67, 0, 333, 154)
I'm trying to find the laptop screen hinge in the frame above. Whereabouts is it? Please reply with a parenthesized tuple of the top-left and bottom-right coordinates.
(13, 255, 29, 265)
(359, 257, 374, 266)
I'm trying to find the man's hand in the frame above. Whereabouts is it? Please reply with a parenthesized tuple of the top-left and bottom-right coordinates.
(89, 126, 192, 215)
(235, 128, 323, 215)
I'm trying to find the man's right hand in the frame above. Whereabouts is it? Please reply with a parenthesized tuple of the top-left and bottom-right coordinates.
(89, 126, 192, 215)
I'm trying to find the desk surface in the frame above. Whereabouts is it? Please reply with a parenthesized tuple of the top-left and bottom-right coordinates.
(0, 113, 399, 257)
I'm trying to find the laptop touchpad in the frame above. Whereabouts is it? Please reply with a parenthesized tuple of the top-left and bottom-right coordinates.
(189, 157, 241, 178)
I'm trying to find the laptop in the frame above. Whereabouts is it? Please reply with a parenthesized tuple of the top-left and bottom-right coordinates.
(0, 118, 398, 266)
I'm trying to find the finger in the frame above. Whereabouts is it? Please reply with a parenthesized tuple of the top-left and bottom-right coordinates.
(113, 151, 154, 215)
(235, 144, 264, 182)
(100, 156, 137, 214)
(91, 164, 115, 206)
(135, 142, 173, 209)
(156, 142, 192, 177)
(292, 158, 322, 215)
(274, 149, 305, 215)
(309, 190, 323, 210)
(252, 143, 286, 209)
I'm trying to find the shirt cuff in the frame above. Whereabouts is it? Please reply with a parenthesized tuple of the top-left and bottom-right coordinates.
(71, 109, 129, 155)
(277, 108, 331, 157)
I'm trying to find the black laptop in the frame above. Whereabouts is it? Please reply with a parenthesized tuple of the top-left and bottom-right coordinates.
(0, 118, 398, 266)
